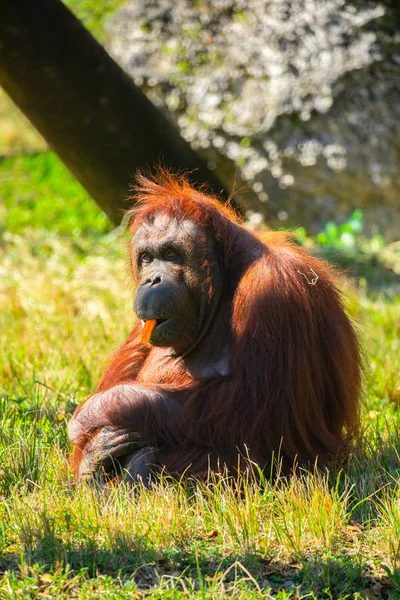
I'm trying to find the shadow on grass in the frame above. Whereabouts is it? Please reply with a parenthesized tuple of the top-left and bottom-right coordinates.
(1, 432, 400, 596)
(2, 533, 398, 598)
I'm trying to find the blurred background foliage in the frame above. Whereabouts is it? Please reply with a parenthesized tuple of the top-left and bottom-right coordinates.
(0, 0, 399, 296)
(0, 153, 112, 237)
(107, 0, 400, 240)
(0, 0, 400, 316)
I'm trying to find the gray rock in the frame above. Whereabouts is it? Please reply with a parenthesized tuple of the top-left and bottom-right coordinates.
(107, 0, 400, 239)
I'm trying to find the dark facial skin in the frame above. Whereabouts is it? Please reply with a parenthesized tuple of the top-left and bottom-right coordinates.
(132, 214, 223, 355)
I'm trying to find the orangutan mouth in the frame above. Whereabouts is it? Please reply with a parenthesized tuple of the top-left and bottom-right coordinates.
(141, 319, 169, 343)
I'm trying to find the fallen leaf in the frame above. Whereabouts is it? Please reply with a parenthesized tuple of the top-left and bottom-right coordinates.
(371, 582, 382, 595)
(204, 530, 218, 539)
(359, 589, 376, 600)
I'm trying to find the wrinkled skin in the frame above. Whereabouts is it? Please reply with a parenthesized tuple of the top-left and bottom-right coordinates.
(132, 214, 222, 354)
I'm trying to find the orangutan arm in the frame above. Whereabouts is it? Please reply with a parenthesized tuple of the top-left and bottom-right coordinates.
(68, 383, 189, 477)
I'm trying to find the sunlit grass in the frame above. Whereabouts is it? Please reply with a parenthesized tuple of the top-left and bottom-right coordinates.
(0, 153, 113, 236)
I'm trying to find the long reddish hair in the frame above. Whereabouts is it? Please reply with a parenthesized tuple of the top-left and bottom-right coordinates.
(72, 170, 361, 475)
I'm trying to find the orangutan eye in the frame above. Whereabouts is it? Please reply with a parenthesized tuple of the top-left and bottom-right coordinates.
(164, 247, 179, 260)
(140, 252, 153, 264)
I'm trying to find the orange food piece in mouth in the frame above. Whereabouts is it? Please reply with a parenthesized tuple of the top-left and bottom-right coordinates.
(141, 319, 157, 344)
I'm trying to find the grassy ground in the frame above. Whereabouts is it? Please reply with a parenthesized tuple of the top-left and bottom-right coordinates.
(1, 151, 400, 599)
(1, 1, 400, 597)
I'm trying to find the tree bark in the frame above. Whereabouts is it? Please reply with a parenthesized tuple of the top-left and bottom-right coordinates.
(0, 0, 225, 224)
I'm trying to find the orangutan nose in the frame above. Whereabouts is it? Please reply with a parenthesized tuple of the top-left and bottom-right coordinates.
(141, 274, 162, 287)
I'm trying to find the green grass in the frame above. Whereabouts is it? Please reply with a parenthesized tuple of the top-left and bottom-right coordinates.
(0, 152, 112, 236)
(1, 152, 400, 598)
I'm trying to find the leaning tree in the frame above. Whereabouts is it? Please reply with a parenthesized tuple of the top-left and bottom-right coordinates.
(0, 0, 225, 224)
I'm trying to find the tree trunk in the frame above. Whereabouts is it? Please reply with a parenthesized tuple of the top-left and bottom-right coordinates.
(0, 0, 225, 224)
